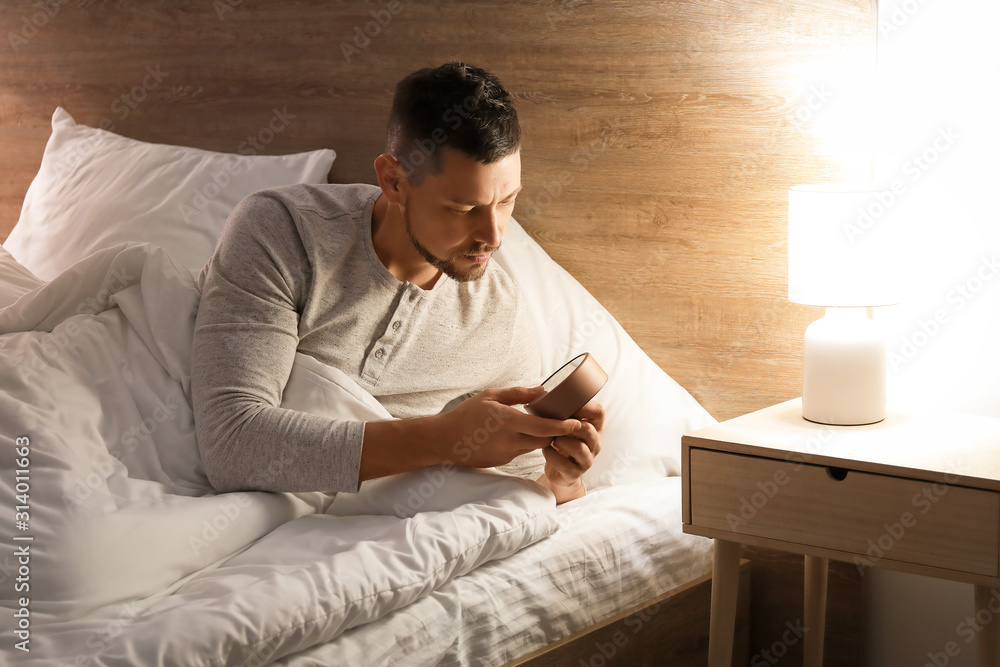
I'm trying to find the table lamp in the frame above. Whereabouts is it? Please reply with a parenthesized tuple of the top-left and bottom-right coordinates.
(788, 183, 902, 426)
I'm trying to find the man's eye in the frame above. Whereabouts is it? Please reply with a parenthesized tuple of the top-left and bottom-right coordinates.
(452, 208, 473, 214)
(500, 199, 516, 207)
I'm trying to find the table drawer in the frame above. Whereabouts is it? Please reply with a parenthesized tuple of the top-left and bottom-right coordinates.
(689, 448, 1000, 577)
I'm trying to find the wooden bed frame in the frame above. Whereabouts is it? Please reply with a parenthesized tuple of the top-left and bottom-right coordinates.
(0, 1, 871, 663)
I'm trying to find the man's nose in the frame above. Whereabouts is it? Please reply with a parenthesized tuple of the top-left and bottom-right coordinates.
(472, 207, 502, 247)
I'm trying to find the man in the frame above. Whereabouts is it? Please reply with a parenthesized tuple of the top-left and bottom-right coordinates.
(191, 62, 602, 505)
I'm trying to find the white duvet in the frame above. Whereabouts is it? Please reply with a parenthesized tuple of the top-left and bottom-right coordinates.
(0, 243, 559, 666)
(280, 476, 715, 666)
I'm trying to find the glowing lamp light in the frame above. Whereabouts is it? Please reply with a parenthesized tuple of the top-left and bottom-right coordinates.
(788, 183, 903, 425)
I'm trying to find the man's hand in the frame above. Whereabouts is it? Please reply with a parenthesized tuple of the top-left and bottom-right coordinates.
(439, 386, 588, 467)
(360, 385, 591, 483)
(535, 399, 604, 504)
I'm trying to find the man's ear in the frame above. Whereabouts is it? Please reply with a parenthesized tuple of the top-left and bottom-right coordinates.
(374, 153, 407, 205)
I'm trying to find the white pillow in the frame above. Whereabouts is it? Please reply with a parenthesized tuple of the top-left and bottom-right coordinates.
(0, 244, 44, 308)
(3, 107, 336, 280)
(494, 219, 717, 489)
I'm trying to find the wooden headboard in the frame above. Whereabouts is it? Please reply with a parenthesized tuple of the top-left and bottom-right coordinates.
(0, 0, 870, 421)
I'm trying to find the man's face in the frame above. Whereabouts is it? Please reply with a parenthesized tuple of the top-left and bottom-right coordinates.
(401, 147, 521, 282)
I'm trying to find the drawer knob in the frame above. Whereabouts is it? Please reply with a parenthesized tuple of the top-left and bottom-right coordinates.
(826, 466, 849, 481)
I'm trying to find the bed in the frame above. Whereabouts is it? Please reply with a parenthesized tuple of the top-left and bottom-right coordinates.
(0, 1, 873, 664)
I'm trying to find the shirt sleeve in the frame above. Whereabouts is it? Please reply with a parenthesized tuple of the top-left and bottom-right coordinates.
(191, 191, 364, 494)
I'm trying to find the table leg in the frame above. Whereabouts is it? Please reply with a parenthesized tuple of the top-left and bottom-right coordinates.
(974, 585, 1000, 667)
(804, 555, 829, 667)
(708, 538, 741, 667)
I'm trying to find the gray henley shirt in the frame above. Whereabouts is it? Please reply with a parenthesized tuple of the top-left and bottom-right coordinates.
(190, 183, 541, 494)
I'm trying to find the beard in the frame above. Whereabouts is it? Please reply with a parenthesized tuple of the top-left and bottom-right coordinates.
(403, 207, 498, 283)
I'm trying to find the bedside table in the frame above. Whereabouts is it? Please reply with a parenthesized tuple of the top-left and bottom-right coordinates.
(682, 398, 1000, 667)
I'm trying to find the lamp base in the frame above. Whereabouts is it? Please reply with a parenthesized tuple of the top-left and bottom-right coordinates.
(802, 307, 886, 426)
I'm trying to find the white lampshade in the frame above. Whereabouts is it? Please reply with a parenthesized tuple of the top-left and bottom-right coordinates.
(788, 182, 904, 426)
(788, 183, 903, 308)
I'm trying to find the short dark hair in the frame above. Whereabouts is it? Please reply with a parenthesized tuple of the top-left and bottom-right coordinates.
(386, 62, 521, 184)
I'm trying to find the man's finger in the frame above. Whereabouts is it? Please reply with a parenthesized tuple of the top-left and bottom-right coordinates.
(554, 422, 600, 458)
(545, 438, 595, 470)
(573, 400, 606, 430)
(506, 410, 583, 438)
(487, 385, 546, 406)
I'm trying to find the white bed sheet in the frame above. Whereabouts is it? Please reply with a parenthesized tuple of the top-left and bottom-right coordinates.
(274, 476, 714, 667)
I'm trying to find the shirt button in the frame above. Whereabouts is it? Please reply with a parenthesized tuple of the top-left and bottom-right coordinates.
(374, 348, 384, 359)
(392, 321, 401, 331)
